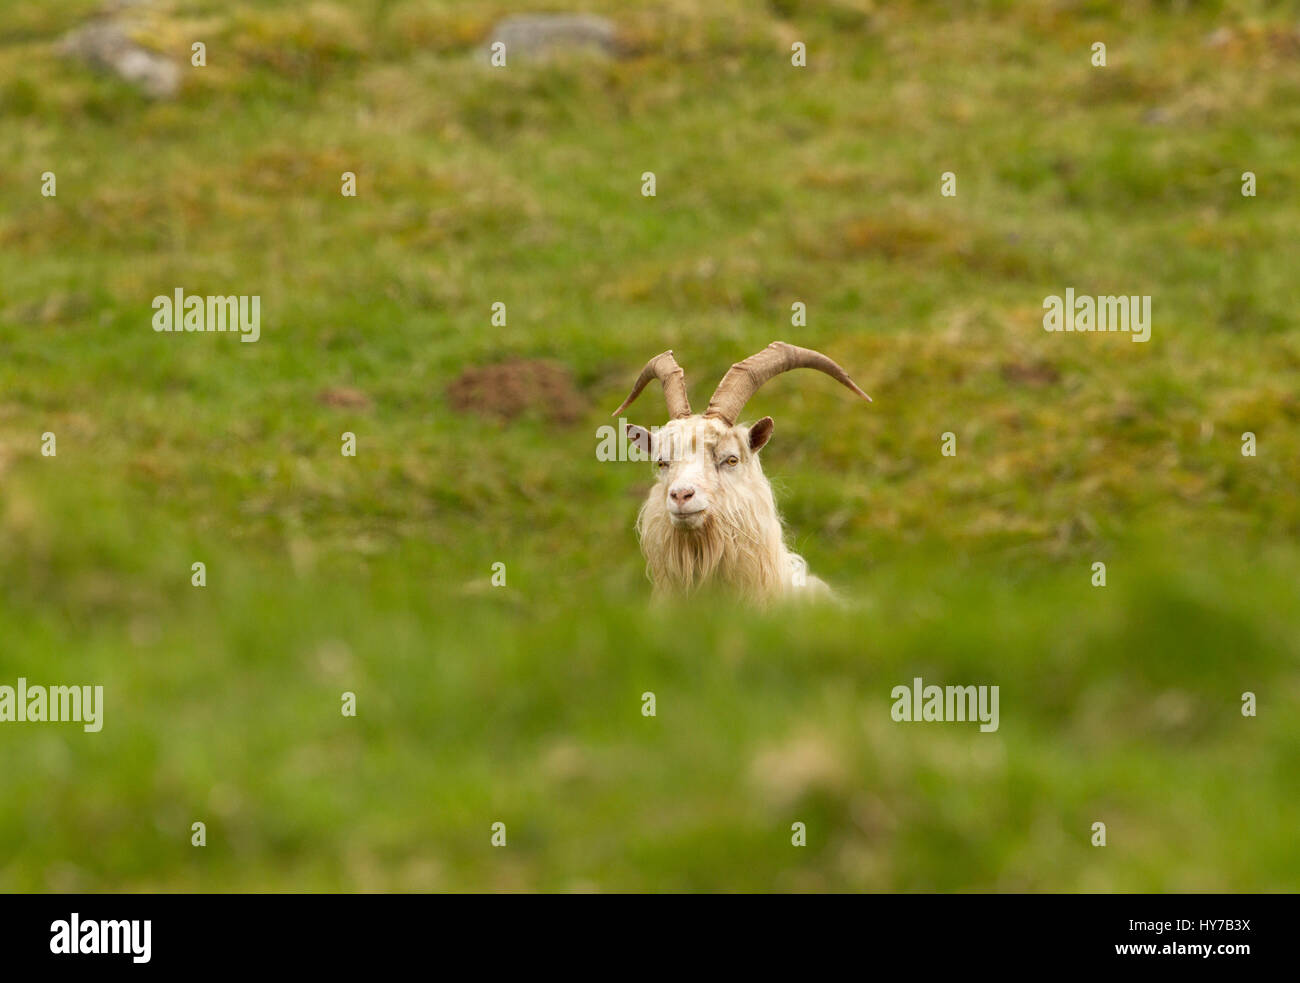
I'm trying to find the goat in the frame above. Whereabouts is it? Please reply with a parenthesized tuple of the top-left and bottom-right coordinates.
(614, 342, 870, 603)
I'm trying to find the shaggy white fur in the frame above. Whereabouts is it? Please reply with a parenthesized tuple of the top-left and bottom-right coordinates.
(615, 344, 868, 604)
(630, 416, 831, 604)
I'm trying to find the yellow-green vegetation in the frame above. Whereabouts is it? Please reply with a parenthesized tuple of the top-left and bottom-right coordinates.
(1, 0, 1297, 891)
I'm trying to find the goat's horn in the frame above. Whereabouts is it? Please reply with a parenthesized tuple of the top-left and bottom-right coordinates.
(703, 341, 871, 426)
(612, 350, 693, 419)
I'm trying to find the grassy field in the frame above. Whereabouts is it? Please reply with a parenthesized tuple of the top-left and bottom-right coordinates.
(1, 0, 1298, 891)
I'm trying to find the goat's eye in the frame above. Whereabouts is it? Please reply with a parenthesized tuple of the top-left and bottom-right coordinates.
(722, 455, 739, 467)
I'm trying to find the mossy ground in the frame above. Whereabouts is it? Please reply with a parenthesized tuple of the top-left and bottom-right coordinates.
(1, 0, 1297, 890)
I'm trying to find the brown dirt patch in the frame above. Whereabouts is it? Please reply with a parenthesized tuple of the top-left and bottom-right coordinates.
(447, 359, 584, 424)
(317, 386, 373, 409)
(1000, 361, 1060, 387)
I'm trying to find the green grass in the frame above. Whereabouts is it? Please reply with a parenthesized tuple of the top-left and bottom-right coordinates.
(1, 0, 1298, 891)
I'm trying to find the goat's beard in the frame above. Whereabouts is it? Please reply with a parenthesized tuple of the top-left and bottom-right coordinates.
(635, 474, 787, 603)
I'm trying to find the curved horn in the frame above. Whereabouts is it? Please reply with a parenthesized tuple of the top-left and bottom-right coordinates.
(612, 350, 692, 419)
(703, 341, 871, 426)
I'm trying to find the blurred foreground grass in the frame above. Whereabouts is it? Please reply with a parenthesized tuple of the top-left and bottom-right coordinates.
(1, 0, 1298, 890)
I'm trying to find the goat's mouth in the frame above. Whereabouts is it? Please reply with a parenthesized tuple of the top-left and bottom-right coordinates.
(668, 508, 708, 529)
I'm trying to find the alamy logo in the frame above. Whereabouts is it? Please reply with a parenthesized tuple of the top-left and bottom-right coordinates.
(596, 420, 722, 462)
(1043, 288, 1150, 342)
(0, 678, 103, 732)
(152, 288, 261, 343)
(50, 913, 151, 963)
(891, 676, 999, 732)
(595, 418, 660, 461)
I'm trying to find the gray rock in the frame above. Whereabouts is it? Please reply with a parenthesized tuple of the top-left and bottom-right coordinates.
(58, 19, 180, 99)
(484, 14, 621, 64)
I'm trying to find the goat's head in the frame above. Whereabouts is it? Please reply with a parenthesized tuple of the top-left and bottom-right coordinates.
(628, 413, 771, 532)
(613, 343, 870, 596)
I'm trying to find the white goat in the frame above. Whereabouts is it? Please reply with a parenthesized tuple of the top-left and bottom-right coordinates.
(614, 342, 871, 603)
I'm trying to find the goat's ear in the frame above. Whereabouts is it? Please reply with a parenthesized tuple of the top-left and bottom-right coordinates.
(625, 424, 653, 456)
(748, 416, 775, 453)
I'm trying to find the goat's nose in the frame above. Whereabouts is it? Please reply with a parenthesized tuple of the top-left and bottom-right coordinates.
(669, 486, 695, 504)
